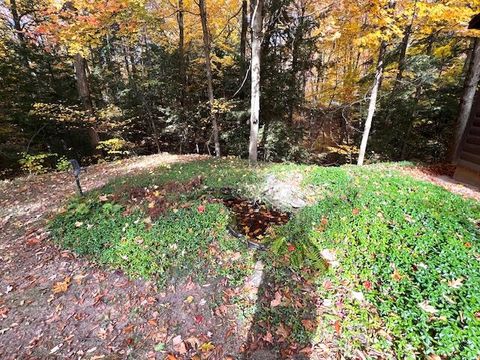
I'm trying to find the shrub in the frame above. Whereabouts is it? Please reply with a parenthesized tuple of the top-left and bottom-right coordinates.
(96, 138, 130, 161)
(56, 156, 71, 172)
(18, 152, 57, 174)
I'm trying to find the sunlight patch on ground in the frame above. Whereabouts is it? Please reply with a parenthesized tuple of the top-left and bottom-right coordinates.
(121, 153, 207, 173)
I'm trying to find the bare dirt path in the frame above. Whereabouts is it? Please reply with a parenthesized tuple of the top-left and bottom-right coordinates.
(401, 166, 480, 202)
(0, 154, 233, 360)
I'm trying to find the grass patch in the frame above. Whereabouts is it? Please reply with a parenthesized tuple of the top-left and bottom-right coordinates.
(274, 165, 480, 358)
(50, 158, 258, 287)
(50, 158, 480, 358)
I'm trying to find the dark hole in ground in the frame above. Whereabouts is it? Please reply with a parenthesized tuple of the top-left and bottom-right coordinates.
(222, 196, 290, 248)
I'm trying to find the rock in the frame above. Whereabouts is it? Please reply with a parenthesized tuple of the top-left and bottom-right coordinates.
(262, 173, 312, 210)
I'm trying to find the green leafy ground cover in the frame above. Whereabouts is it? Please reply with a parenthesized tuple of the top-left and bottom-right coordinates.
(50, 159, 480, 358)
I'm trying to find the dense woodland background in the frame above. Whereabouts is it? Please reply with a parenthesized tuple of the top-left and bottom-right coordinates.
(1, 0, 479, 178)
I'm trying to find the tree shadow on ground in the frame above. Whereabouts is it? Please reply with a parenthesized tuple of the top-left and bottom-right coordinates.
(213, 192, 324, 359)
(241, 253, 321, 360)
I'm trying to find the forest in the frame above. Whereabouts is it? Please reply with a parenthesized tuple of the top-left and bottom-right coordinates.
(1, 0, 479, 177)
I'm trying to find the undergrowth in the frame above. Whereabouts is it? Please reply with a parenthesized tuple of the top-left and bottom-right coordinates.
(50, 159, 257, 287)
(273, 165, 480, 359)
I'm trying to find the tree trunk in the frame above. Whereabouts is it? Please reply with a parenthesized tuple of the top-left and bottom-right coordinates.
(122, 44, 131, 81)
(10, 0, 24, 43)
(451, 38, 480, 163)
(395, 0, 417, 86)
(357, 41, 388, 166)
(400, 85, 423, 159)
(399, 34, 434, 160)
(395, 26, 412, 85)
(10, 0, 32, 71)
(357, 0, 395, 165)
(382, 2, 418, 128)
(74, 53, 98, 151)
(248, 0, 263, 166)
(240, 0, 248, 86)
(178, 0, 186, 108)
(382, 19, 414, 127)
(74, 53, 94, 114)
(288, 2, 306, 125)
(198, 0, 221, 157)
(150, 117, 162, 154)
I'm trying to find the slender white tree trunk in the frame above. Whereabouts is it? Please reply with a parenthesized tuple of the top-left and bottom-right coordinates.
(357, 0, 396, 166)
(249, 0, 263, 166)
(357, 42, 387, 166)
(452, 38, 480, 163)
(198, 0, 221, 157)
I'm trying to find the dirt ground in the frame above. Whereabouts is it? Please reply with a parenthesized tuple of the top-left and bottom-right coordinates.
(1, 156, 479, 359)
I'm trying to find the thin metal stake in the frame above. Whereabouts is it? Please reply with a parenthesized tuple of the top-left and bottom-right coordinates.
(75, 176, 84, 196)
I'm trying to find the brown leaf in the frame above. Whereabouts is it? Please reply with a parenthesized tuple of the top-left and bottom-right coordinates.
(175, 342, 187, 355)
(172, 335, 187, 354)
(322, 279, 333, 291)
(391, 269, 403, 281)
(418, 301, 438, 314)
(448, 278, 464, 289)
(300, 346, 313, 355)
(26, 236, 41, 246)
(52, 276, 71, 294)
(215, 304, 228, 317)
(275, 323, 290, 339)
(263, 331, 273, 344)
(334, 320, 341, 335)
(0, 306, 9, 318)
(148, 319, 158, 326)
(301, 319, 316, 332)
(123, 324, 134, 334)
(270, 291, 282, 307)
(172, 335, 182, 346)
(185, 336, 201, 349)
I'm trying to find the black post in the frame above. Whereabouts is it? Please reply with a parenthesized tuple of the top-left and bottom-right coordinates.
(75, 176, 84, 196)
(69, 159, 85, 196)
